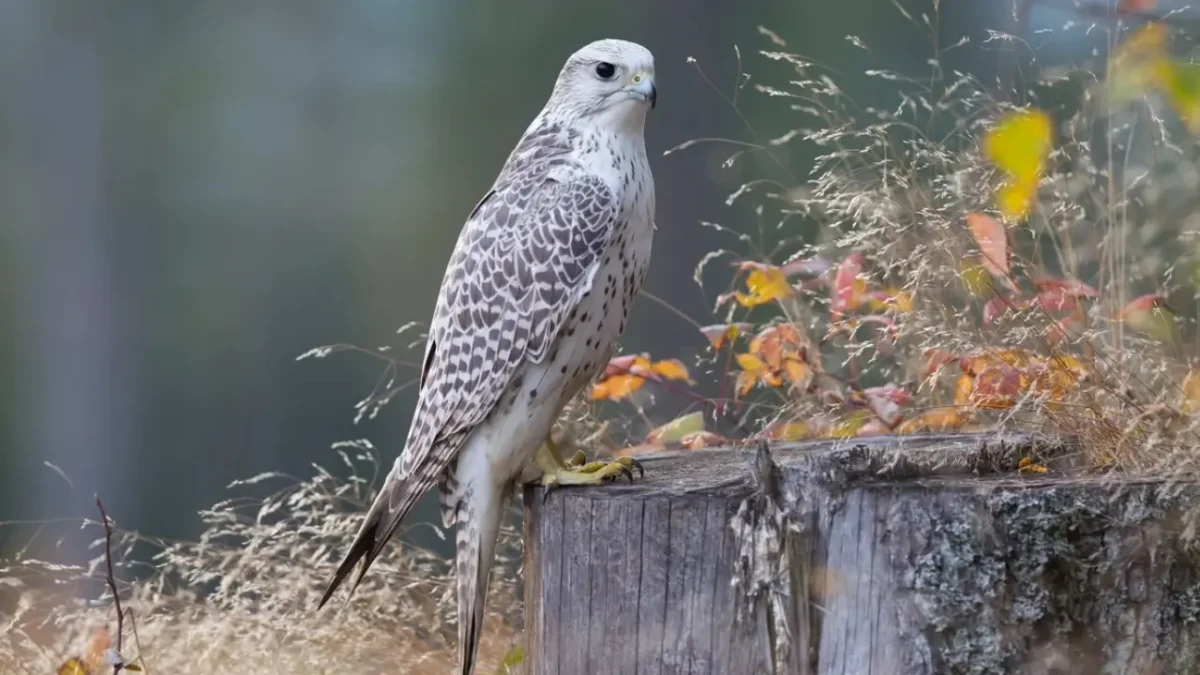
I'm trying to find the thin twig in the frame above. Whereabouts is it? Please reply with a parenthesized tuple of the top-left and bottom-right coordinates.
(95, 496, 125, 674)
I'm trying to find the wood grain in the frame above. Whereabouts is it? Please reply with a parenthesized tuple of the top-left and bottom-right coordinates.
(523, 433, 1200, 674)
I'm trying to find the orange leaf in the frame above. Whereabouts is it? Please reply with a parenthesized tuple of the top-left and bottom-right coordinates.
(735, 370, 758, 397)
(750, 324, 804, 371)
(650, 359, 693, 383)
(782, 357, 810, 386)
(954, 374, 974, 406)
(590, 373, 644, 401)
(1181, 370, 1200, 416)
(966, 212, 1010, 281)
(897, 408, 967, 434)
(1018, 456, 1049, 473)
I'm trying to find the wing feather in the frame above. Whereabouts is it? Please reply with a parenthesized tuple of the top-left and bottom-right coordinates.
(319, 123, 618, 606)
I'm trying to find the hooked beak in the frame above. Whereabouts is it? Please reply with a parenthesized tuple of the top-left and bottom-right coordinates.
(630, 74, 657, 109)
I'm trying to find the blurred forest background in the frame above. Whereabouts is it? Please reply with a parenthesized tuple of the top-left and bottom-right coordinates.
(0, 0, 1134, 561)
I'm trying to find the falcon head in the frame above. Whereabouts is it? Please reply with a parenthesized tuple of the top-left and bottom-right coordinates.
(545, 39, 656, 132)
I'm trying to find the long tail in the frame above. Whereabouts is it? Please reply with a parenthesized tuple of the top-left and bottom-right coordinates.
(457, 480, 508, 675)
(317, 468, 429, 610)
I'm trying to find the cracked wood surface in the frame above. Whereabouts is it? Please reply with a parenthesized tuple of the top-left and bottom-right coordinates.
(522, 433, 1200, 674)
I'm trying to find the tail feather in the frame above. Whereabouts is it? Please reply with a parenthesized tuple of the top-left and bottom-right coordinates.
(457, 482, 507, 675)
(317, 473, 427, 610)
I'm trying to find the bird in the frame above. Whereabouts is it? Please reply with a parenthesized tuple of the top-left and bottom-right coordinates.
(318, 39, 657, 675)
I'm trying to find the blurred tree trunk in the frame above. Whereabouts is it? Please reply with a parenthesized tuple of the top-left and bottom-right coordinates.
(21, 4, 132, 545)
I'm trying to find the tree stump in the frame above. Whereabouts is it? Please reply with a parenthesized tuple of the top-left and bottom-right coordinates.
(521, 433, 1200, 674)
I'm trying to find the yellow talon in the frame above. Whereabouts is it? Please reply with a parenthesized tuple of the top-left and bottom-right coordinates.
(535, 435, 644, 498)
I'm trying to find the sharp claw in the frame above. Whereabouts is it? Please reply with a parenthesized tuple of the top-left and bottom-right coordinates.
(629, 458, 645, 477)
(542, 484, 555, 504)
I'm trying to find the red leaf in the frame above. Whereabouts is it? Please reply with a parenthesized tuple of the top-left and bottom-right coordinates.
(603, 354, 643, 378)
(983, 295, 1024, 324)
(1035, 288, 1078, 312)
(966, 213, 1011, 283)
(1033, 276, 1098, 297)
(831, 252, 865, 314)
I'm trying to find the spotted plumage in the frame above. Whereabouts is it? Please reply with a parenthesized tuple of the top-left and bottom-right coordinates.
(319, 39, 657, 675)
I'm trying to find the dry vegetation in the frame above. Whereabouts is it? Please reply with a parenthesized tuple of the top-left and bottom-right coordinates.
(7, 4, 1200, 673)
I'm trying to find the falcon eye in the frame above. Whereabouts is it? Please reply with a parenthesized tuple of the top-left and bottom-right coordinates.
(595, 62, 617, 80)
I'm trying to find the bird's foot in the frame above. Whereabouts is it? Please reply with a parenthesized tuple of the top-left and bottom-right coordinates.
(534, 439, 644, 500)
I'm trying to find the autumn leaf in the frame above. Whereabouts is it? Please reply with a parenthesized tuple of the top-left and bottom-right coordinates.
(1018, 457, 1049, 474)
(727, 265, 793, 307)
(982, 109, 1052, 220)
(1033, 276, 1098, 297)
(1045, 314, 1084, 346)
(960, 257, 994, 297)
(827, 410, 872, 438)
(1119, 294, 1177, 342)
(679, 430, 729, 449)
(1117, 0, 1155, 14)
(861, 385, 911, 427)
(831, 252, 867, 315)
(57, 658, 88, 675)
(966, 212, 1012, 282)
(699, 323, 751, 350)
(761, 419, 811, 441)
(649, 359, 693, 383)
(866, 288, 914, 313)
(897, 408, 968, 434)
(646, 411, 706, 444)
(1181, 370, 1200, 416)
(983, 295, 1023, 325)
(972, 364, 1025, 409)
(923, 348, 960, 379)
(1156, 60, 1200, 133)
(779, 255, 833, 278)
(590, 373, 645, 401)
(603, 353, 645, 379)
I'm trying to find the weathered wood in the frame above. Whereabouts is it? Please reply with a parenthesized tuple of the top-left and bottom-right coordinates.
(522, 433, 1200, 674)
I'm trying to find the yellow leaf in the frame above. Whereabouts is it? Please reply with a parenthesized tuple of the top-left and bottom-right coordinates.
(646, 411, 706, 444)
(827, 411, 871, 438)
(763, 420, 810, 441)
(735, 266, 792, 307)
(57, 658, 88, 675)
(736, 352, 766, 375)
(867, 288, 914, 313)
(1156, 60, 1200, 133)
(1109, 24, 1170, 106)
(650, 359, 693, 383)
(1181, 370, 1200, 416)
(960, 257, 993, 297)
(982, 109, 1052, 220)
(699, 323, 748, 350)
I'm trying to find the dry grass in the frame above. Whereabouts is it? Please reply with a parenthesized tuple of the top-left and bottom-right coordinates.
(0, 443, 524, 674)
